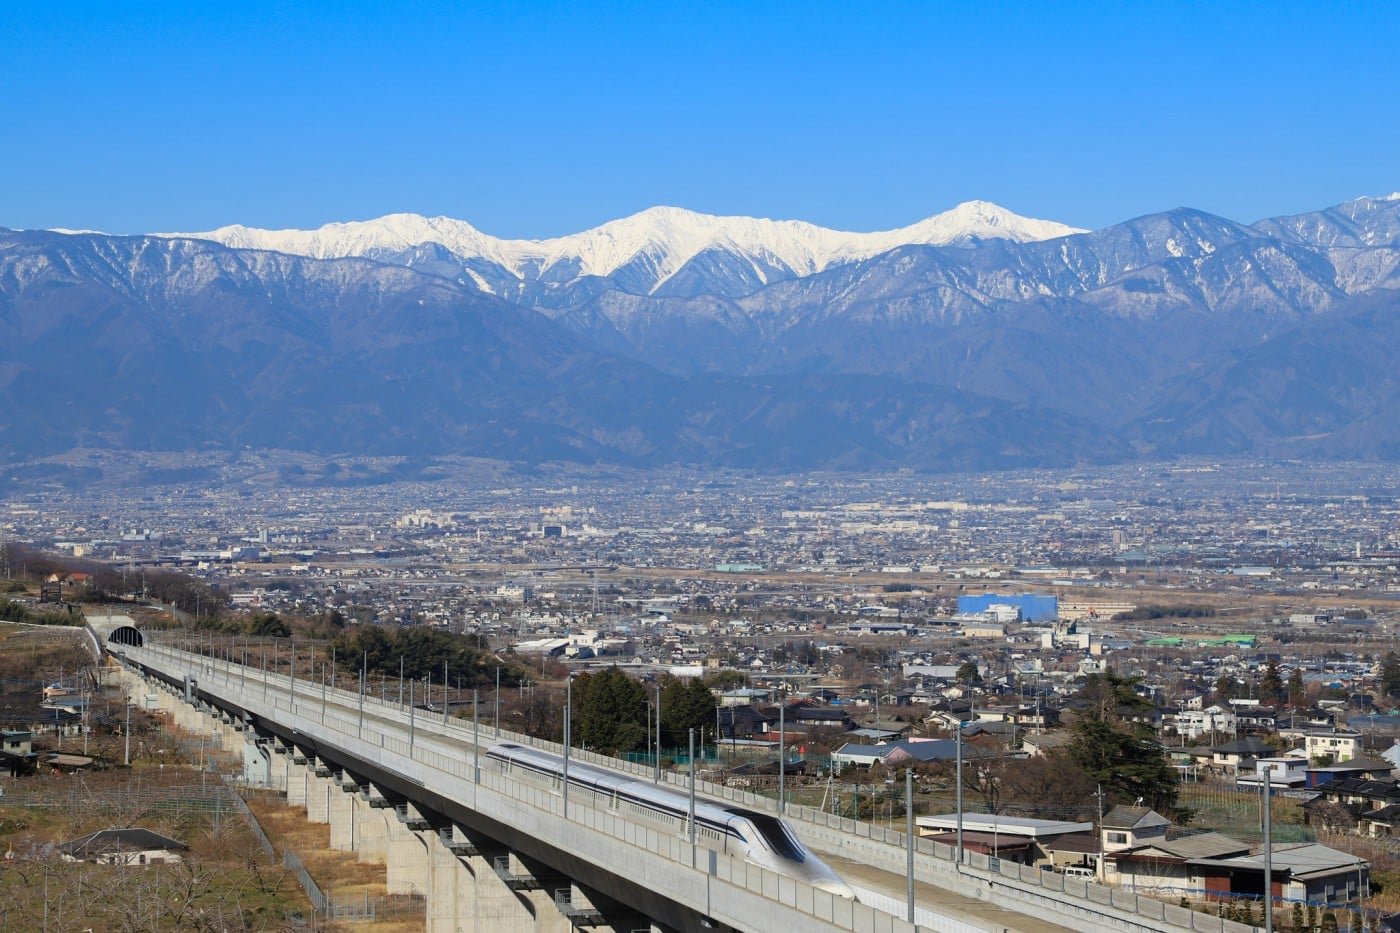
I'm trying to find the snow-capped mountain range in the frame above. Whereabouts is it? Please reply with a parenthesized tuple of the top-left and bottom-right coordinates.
(6, 191, 1400, 473)
(164, 201, 1083, 295)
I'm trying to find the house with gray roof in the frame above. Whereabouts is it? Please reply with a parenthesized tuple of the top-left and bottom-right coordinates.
(1103, 831, 1251, 893)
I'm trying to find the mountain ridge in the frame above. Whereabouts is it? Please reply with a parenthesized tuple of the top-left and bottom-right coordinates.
(5, 192, 1400, 474)
(158, 201, 1084, 296)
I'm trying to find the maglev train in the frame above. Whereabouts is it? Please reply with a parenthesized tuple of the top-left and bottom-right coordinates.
(487, 742, 855, 898)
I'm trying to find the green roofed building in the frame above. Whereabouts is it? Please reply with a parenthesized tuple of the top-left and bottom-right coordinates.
(1198, 635, 1256, 647)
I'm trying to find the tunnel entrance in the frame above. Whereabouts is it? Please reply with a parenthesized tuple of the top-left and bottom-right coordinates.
(108, 625, 144, 647)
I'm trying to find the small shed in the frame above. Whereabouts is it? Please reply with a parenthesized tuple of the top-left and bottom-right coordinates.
(59, 828, 189, 865)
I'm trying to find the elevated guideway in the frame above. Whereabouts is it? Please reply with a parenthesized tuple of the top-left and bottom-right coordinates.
(106, 634, 1261, 933)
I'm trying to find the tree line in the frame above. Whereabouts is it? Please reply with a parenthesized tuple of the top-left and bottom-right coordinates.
(565, 668, 724, 756)
(327, 623, 524, 688)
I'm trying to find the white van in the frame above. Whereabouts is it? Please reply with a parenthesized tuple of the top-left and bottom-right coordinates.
(1062, 866, 1095, 878)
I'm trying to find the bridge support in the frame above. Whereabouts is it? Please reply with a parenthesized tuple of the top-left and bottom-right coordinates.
(243, 740, 271, 786)
(524, 888, 579, 933)
(329, 777, 356, 850)
(385, 802, 429, 895)
(306, 766, 334, 824)
(463, 847, 542, 933)
(517, 856, 575, 933)
(423, 827, 473, 933)
(286, 755, 308, 807)
(355, 789, 392, 864)
(259, 739, 287, 791)
(211, 717, 241, 758)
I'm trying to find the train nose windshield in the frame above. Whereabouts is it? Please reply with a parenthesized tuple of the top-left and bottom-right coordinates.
(740, 812, 806, 862)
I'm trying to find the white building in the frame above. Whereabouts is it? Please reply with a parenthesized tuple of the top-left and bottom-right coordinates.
(1235, 753, 1309, 790)
(1305, 730, 1361, 763)
(1174, 704, 1237, 740)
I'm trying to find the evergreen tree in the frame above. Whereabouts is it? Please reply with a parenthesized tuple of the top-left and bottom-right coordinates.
(328, 624, 515, 687)
(1380, 651, 1400, 698)
(1260, 660, 1285, 704)
(1215, 673, 1242, 703)
(244, 611, 290, 637)
(955, 660, 982, 685)
(571, 667, 648, 755)
(1067, 669, 1179, 813)
(1288, 668, 1307, 708)
(660, 676, 717, 747)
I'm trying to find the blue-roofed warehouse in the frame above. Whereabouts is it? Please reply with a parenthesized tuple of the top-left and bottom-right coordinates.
(957, 593, 1058, 622)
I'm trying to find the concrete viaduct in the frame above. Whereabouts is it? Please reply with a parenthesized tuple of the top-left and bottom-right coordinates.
(95, 624, 1262, 933)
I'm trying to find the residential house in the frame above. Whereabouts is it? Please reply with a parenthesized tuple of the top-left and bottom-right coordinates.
(782, 704, 853, 732)
(0, 730, 36, 776)
(717, 688, 771, 707)
(1188, 844, 1367, 906)
(916, 814, 1095, 867)
(1013, 704, 1061, 730)
(1235, 753, 1309, 790)
(1306, 757, 1395, 789)
(831, 738, 989, 772)
(1175, 705, 1237, 741)
(1235, 707, 1278, 734)
(718, 705, 772, 740)
(1302, 778, 1400, 835)
(1103, 831, 1252, 894)
(1211, 737, 1276, 774)
(1102, 806, 1170, 852)
(1021, 732, 1073, 758)
(1306, 730, 1362, 764)
(1, 731, 32, 757)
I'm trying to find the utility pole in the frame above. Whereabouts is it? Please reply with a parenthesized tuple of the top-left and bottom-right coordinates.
(357, 652, 366, 738)
(906, 767, 915, 922)
(1096, 784, 1106, 882)
(778, 686, 786, 814)
(495, 666, 501, 733)
(689, 728, 697, 861)
(1264, 776, 1273, 933)
(564, 673, 573, 818)
(654, 683, 662, 783)
(124, 700, 131, 766)
(473, 688, 480, 781)
(954, 718, 963, 864)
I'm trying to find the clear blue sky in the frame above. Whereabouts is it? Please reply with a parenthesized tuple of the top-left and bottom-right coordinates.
(4, 2, 1398, 237)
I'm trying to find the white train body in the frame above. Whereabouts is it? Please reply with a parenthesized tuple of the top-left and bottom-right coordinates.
(487, 743, 855, 898)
